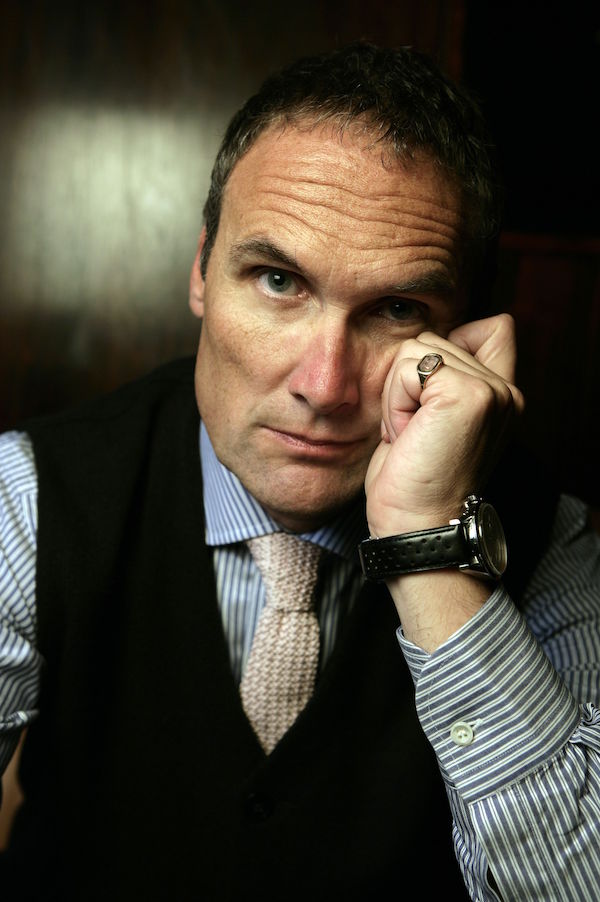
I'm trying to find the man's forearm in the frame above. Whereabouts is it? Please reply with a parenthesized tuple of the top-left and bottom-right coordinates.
(387, 569, 491, 653)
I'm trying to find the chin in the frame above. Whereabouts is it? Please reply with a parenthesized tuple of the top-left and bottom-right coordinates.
(260, 483, 364, 531)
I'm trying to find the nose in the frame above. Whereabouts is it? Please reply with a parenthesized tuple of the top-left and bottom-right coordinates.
(287, 321, 360, 415)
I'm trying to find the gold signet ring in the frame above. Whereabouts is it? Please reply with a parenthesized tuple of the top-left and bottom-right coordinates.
(417, 353, 444, 389)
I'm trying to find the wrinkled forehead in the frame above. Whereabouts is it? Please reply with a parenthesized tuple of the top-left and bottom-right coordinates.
(217, 123, 467, 293)
(223, 121, 464, 227)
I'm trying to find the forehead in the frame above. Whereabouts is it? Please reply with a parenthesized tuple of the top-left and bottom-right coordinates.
(219, 122, 466, 287)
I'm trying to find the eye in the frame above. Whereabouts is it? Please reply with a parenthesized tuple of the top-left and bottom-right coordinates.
(258, 269, 299, 297)
(373, 297, 425, 323)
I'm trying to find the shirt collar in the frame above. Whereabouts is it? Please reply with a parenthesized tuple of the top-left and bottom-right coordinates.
(200, 423, 367, 561)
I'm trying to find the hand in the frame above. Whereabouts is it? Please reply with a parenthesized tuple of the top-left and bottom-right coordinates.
(364, 314, 524, 651)
(365, 313, 524, 539)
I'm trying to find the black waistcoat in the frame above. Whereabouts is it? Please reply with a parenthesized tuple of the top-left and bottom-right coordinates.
(3, 358, 555, 901)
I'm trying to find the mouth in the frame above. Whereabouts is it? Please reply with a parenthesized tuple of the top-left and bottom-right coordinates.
(263, 427, 366, 459)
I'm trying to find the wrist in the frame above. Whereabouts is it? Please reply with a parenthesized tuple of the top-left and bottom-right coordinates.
(389, 569, 492, 653)
(366, 490, 471, 539)
(367, 507, 458, 538)
(360, 495, 507, 582)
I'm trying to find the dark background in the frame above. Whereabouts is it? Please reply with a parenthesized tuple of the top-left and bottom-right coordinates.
(0, 0, 598, 506)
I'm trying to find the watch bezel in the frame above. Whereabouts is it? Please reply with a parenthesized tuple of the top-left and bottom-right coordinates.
(462, 495, 507, 578)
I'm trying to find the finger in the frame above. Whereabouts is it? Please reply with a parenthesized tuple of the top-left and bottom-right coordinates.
(394, 337, 502, 389)
(381, 343, 524, 442)
(447, 313, 517, 382)
(399, 320, 524, 410)
(379, 344, 479, 443)
(379, 353, 421, 442)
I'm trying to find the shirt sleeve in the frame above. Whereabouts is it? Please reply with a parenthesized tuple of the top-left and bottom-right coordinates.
(397, 495, 600, 901)
(0, 431, 41, 775)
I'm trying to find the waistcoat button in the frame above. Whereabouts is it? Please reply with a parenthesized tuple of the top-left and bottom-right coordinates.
(244, 791, 274, 821)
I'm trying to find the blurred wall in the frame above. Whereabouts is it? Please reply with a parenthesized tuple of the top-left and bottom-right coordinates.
(0, 0, 464, 420)
(0, 0, 598, 505)
(463, 0, 600, 507)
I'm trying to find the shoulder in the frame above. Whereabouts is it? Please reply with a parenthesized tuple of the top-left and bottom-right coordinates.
(0, 431, 37, 636)
(23, 357, 198, 465)
(24, 356, 196, 434)
(0, 430, 37, 542)
(19, 357, 200, 524)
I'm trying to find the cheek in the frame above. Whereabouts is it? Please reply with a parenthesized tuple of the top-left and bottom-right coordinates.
(362, 347, 398, 402)
(202, 300, 253, 372)
(200, 300, 289, 403)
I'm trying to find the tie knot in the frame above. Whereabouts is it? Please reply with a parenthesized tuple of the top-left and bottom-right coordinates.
(247, 533, 323, 612)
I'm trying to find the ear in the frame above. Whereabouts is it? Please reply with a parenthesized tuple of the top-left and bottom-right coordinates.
(189, 227, 207, 319)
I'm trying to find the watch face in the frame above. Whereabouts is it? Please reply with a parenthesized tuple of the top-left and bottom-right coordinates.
(477, 502, 507, 577)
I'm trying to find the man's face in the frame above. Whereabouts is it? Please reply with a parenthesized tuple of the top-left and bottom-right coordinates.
(191, 123, 467, 531)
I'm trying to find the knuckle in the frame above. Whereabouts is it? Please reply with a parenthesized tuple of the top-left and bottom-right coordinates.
(400, 337, 426, 359)
(468, 376, 517, 416)
(470, 378, 497, 410)
(416, 329, 441, 346)
(469, 380, 497, 415)
(494, 312, 516, 336)
(512, 384, 526, 412)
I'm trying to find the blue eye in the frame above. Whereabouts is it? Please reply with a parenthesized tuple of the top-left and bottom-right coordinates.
(260, 269, 296, 295)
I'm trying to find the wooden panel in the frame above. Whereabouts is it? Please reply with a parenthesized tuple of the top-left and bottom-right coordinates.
(1, 1, 597, 503)
(0, 0, 464, 430)
(492, 234, 600, 506)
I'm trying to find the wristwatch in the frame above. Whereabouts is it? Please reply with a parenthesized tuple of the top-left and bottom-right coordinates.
(359, 495, 507, 581)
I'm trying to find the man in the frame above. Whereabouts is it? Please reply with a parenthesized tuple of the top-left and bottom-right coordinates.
(1, 43, 599, 900)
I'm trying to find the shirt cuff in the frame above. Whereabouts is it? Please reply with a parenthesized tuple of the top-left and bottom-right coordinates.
(397, 587, 581, 803)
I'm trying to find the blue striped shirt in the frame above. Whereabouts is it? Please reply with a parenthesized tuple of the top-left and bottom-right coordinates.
(1, 426, 600, 900)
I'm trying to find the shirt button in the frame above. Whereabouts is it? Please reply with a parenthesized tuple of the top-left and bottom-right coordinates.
(449, 721, 475, 746)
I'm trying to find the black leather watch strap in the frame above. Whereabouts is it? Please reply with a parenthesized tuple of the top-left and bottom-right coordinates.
(359, 524, 468, 581)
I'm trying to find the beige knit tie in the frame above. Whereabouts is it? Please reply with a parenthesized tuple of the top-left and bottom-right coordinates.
(240, 532, 323, 754)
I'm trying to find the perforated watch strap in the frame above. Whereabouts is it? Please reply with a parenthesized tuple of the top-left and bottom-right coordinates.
(359, 524, 467, 581)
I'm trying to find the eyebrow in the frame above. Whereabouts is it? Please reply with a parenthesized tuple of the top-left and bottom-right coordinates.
(390, 272, 457, 298)
(229, 238, 299, 270)
(229, 237, 457, 299)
